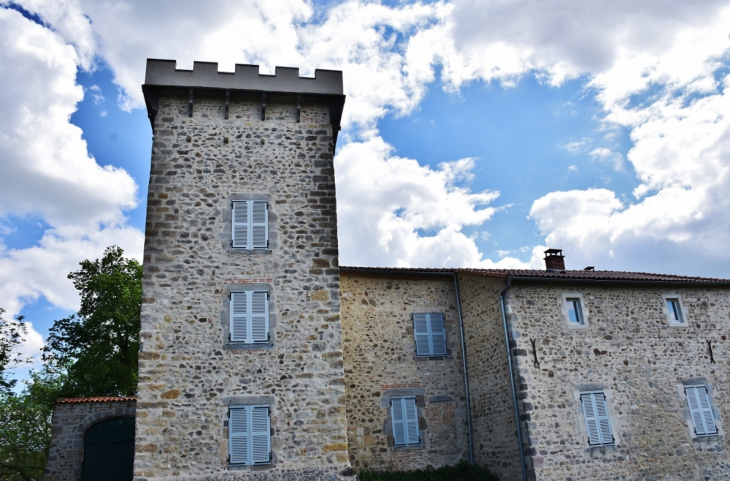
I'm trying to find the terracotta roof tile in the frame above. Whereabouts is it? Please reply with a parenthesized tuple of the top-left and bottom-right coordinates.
(340, 266, 730, 284)
(56, 396, 137, 404)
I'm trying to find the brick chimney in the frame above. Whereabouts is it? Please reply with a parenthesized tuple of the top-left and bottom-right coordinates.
(544, 248, 565, 271)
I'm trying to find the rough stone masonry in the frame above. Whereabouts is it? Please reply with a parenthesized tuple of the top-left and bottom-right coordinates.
(134, 60, 354, 480)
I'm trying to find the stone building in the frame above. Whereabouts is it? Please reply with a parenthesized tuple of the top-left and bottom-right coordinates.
(44, 60, 730, 481)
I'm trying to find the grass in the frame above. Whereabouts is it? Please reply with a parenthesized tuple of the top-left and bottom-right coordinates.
(358, 461, 500, 481)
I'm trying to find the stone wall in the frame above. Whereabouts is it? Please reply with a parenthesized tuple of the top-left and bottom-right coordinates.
(506, 282, 730, 481)
(44, 398, 136, 481)
(135, 94, 351, 480)
(340, 273, 469, 471)
(456, 274, 522, 480)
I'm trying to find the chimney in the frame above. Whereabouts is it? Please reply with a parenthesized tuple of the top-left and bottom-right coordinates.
(544, 248, 566, 271)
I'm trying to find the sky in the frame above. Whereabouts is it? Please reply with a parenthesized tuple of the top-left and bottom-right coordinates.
(2, 0, 730, 376)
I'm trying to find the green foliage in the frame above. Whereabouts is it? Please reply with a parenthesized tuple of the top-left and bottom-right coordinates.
(0, 309, 31, 393)
(0, 368, 64, 481)
(358, 462, 500, 481)
(43, 246, 142, 397)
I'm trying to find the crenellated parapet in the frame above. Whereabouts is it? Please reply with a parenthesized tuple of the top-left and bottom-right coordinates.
(144, 59, 343, 95)
(142, 59, 346, 149)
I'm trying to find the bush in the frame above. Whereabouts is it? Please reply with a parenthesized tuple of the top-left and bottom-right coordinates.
(358, 461, 500, 481)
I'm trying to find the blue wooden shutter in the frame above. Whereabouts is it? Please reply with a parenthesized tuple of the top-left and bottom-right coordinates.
(429, 314, 447, 355)
(250, 291, 269, 342)
(229, 407, 249, 464)
(392, 398, 406, 445)
(232, 201, 249, 248)
(404, 398, 419, 444)
(686, 386, 717, 435)
(413, 314, 431, 356)
(251, 407, 271, 464)
(251, 201, 268, 248)
(581, 393, 613, 446)
(230, 293, 248, 342)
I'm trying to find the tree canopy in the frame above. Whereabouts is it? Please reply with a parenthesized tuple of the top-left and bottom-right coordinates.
(43, 246, 142, 397)
(0, 309, 30, 393)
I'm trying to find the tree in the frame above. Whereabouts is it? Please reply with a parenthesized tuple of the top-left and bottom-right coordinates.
(0, 368, 64, 481)
(0, 309, 30, 393)
(43, 246, 142, 397)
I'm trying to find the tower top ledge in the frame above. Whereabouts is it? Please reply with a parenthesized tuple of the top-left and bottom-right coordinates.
(144, 59, 343, 96)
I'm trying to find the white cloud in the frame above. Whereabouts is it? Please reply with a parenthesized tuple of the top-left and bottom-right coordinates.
(0, 9, 138, 227)
(335, 136, 526, 268)
(589, 147, 624, 170)
(561, 138, 591, 154)
(0, 9, 144, 361)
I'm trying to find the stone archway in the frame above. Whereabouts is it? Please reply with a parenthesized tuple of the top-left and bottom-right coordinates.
(43, 397, 136, 481)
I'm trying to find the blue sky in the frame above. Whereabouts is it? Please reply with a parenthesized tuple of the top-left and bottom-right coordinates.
(2, 0, 730, 377)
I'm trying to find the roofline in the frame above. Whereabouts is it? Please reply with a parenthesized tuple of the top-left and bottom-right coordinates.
(55, 396, 137, 404)
(503, 276, 730, 287)
(339, 266, 730, 286)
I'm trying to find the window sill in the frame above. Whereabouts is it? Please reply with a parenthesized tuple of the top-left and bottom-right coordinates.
(224, 342, 273, 351)
(391, 443, 424, 450)
(414, 354, 450, 361)
(228, 247, 273, 255)
(692, 434, 722, 443)
(228, 463, 274, 471)
(667, 322, 689, 328)
(588, 444, 616, 453)
(566, 323, 589, 330)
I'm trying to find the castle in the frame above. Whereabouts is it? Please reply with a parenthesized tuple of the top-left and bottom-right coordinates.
(44, 60, 730, 481)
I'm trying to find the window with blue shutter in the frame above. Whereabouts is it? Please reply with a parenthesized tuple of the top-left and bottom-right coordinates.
(412, 313, 447, 357)
(229, 405, 271, 465)
(391, 397, 419, 446)
(580, 392, 614, 446)
(232, 201, 268, 249)
(230, 291, 269, 343)
(685, 386, 718, 436)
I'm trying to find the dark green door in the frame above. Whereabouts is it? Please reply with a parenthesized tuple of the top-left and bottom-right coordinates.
(81, 417, 135, 481)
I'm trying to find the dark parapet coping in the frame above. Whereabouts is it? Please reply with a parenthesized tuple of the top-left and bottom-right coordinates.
(144, 59, 343, 95)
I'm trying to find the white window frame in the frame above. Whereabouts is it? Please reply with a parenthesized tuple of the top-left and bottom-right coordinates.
(229, 291, 270, 344)
(228, 405, 271, 466)
(662, 294, 688, 327)
(412, 313, 447, 357)
(579, 391, 615, 447)
(681, 384, 720, 438)
(232, 200, 269, 250)
(391, 397, 420, 446)
(561, 293, 589, 330)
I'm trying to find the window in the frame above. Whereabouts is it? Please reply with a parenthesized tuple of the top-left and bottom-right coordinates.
(391, 397, 419, 446)
(580, 392, 614, 447)
(561, 293, 589, 329)
(230, 291, 269, 343)
(685, 386, 718, 436)
(229, 405, 271, 465)
(666, 298, 684, 324)
(232, 201, 268, 249)
(412, 313, 447, 357)
(566, 298, 584, 325)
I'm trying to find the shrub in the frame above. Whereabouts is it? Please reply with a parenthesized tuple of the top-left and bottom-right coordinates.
(358, 461, 500, 481)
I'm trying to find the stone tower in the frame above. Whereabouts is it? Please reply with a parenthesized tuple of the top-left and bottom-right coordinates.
(135, 59, 351, 480)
